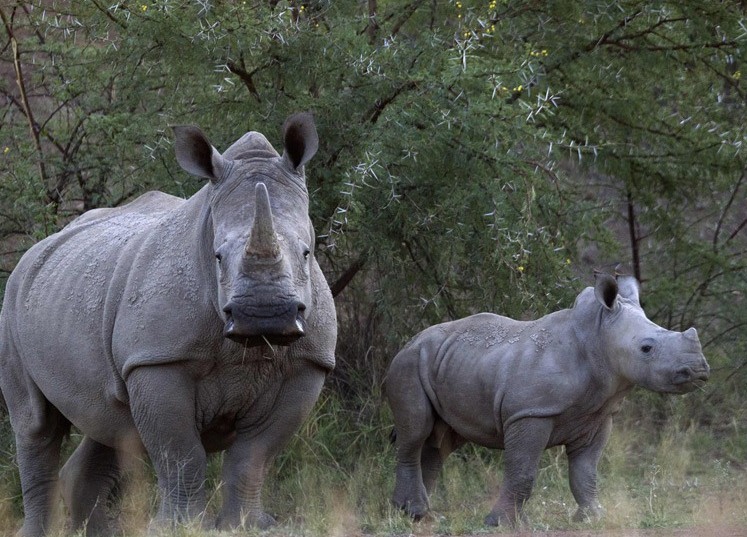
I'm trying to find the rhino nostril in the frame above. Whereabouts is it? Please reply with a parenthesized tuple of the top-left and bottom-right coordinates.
(297, 302, 306, 314)
(675, 367, 693, 380)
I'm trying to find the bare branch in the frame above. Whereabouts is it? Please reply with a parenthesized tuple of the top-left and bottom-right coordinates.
(330, 255, 367, 298)
(226, 58, 265, 102)
(363, 80, 418, 124)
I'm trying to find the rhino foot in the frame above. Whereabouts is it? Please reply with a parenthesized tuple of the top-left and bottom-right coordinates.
(216, 509, 276, 531)
(251, 511, 277, 529)
(485, 508, 527, 528)
(392, 497, 428, 521)
(484, 511, 508, 527)
(573, 504, 605, 523)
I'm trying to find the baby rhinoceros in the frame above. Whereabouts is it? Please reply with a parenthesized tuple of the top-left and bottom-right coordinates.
(385, 274, 709, 527)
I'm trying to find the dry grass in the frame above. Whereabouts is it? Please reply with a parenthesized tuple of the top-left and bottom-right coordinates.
(0, 397, 745, 537)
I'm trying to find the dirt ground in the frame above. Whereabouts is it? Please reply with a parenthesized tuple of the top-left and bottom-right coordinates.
(497, 526, 746, 537)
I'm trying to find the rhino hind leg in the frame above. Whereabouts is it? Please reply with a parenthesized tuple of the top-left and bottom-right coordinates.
(60, 437, 123, 537)
(421, 421, 465, 494)
(14, 405, 71, 537)
(388, 370, 435, 518)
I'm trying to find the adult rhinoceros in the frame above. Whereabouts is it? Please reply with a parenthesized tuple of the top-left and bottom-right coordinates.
(0, 113, 336, 536)
(386, 274, 709, 527)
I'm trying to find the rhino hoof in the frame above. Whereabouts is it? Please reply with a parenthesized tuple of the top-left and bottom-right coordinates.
(573, 504, 605, 523)
(253, 511, 277, 529)
(484, 510, 519, 527)
(394, 499, 427, 521)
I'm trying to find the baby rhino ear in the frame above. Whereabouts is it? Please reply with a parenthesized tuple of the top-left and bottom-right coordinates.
(172, 125, 226, 183)
(594, 273, 618, 310)
(282, 112, 319, 171)
(616, 275, 641, 306)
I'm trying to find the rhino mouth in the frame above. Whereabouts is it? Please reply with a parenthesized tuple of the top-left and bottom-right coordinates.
(222, 303, 307, 347)
(670, 367, 710, 393)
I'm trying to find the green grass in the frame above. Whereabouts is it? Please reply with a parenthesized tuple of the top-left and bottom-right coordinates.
(0, 389, 745, 536)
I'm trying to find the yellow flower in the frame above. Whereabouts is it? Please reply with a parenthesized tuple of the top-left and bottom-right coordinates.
(140, 4, 147, 12)
(733, 70, 741, 80)
(3, 146, 9, 154)
(513, 84, 523, 92)
(517, 265, 525, 273)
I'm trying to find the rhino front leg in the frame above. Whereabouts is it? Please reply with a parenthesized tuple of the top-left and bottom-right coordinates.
(216, 365, 325, 530)
(127, 366, 207, 527)
(485, 417, 553, 527)
(567, 418, 612, 522)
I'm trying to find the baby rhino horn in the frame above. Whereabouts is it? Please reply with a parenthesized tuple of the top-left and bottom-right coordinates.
(245, 183, 280, 259)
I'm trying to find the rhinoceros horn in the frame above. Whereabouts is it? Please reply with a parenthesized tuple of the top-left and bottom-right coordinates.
(245, 182, 281, 259)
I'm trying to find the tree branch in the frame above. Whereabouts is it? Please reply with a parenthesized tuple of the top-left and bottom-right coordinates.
(363, 80, 418, 124)
(389, 0, 426, 38)
(226, 57, 265, 102)
(366, 0, 379, 45)
(90, 0, 128, 29)
(714, 170, 745, 250)
(330, 255, 367, 298)
(1, 9, 54, 204)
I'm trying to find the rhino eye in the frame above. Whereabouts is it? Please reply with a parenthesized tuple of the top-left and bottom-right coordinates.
(303, 248, 311, 260)
(215, 252, 222, 262)
(641, 344, 653, 353)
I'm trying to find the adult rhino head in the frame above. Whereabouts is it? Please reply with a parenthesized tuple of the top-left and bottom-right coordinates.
(173, 113, 319, 346)
(584, 273, 710, 393)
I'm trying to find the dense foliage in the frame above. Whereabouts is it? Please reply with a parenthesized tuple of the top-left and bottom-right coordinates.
(1, 0, 746, 531)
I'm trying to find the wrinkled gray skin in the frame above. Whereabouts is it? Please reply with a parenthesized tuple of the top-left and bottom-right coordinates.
(0, 113, 336, 537)
(386, 274, 709, 527)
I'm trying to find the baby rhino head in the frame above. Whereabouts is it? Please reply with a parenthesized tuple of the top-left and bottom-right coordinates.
(590, 274, 710, 394)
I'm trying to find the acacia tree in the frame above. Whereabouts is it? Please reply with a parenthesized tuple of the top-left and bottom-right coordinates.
(1, 0, 745, 412)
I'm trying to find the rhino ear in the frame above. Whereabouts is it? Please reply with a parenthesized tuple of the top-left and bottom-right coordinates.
(616, 275, 641, 306)
(594, 273, 618, 310)
(282, 112, 318, 171)
(172, 125, 225, 183)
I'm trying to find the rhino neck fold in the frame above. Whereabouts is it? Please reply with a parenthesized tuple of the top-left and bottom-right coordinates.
(187, 184, 225, 322)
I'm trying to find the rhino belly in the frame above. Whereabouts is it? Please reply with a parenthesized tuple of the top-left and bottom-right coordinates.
(428, 367, 505, 448)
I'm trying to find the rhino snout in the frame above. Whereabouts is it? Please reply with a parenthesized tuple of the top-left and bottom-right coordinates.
(670, 360, 710, 392)
(222, 299, 307, 346)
